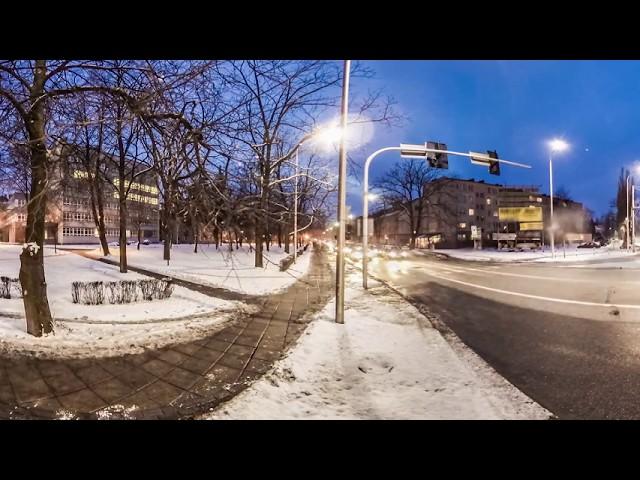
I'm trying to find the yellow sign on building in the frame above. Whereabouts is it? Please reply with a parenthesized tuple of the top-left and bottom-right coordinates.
(520, 222, 544, 231)
(498, 207, 543, 222)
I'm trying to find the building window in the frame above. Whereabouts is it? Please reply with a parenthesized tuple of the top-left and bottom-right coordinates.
(469, 208, 474, 216)
(537, 197, 542, 203)
(486, 198, 491, 205)
(458, 222, 466, 229)
(493, 211, 498, 217)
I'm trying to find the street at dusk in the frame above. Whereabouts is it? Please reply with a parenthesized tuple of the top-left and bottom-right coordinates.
(2, 59, 640, 421)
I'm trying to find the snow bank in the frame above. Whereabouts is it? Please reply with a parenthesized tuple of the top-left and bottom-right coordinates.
(0, 243, 252, 359)
(434, 245, 635, 263)
(93, 243, 313, 295)
(204, 271, 550, 420)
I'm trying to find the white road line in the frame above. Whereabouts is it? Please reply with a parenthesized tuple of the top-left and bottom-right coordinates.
(422, 270, 640, 310)
(429, 264, 640, 285)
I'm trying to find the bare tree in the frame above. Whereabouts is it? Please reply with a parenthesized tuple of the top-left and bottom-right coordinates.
(373, 159, 450, 249)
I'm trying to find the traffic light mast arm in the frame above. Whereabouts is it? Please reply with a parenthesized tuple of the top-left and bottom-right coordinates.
(423, 148, 532, 169)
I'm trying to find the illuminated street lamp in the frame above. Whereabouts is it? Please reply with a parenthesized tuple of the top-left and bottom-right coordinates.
(626, 163, 640, 252)
(548, 138, 569, 258)
(292, 121, 344, 264)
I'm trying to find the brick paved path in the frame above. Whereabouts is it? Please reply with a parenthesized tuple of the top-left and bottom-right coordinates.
(0, 248, 333, 419)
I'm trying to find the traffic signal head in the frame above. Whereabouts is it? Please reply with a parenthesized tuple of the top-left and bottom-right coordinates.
(427, 141, 449, 169)
(487, 150, 500, 175)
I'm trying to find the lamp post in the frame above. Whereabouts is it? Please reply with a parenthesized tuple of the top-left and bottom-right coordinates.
(293, 147, 298, 263)
(335, 60, 351, 324)
(362, 144, 531, 289)
(627, 174, 632, 251)
(547, 139, 569, 259)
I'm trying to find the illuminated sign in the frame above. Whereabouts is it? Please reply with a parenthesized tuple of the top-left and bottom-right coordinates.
(520, 222, 544, 231)
(498, 207, 542, 222)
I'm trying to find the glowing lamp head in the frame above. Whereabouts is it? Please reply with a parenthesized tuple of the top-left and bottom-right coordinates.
(549, 139, 569, 153)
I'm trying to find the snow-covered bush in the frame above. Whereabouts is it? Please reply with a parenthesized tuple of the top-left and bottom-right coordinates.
(72, 279, 173, 305)
(0, 276, 10, 299)
(82, 281, 104, 305)
(121, 281, 138, 303)
(1, 276, 23, 299)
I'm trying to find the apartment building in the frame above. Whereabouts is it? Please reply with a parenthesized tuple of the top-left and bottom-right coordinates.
(0, 150, 160, 245)
(364, 177, 592, 249)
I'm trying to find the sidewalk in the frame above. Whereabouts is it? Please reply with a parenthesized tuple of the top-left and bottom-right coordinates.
(205, 262, 551, 420)
(0, 248, 333, 419)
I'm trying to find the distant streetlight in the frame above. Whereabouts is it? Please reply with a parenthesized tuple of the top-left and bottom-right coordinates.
(626, 164, 640, 252)
(547, 138, 570, 259)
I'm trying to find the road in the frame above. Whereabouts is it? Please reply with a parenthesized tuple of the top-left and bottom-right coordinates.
(365, 252, 640, 419)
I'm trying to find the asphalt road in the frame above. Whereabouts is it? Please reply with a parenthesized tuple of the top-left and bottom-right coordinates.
(366, 252, 640, 419)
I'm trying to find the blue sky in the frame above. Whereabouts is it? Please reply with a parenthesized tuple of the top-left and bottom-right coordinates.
(344, 60, 640, 217)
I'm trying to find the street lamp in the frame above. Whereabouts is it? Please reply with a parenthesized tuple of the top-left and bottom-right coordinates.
(361, 143, 531, 289)
(547, 138, 569, 259)
(625, 164, 640, 252)
(335, 60, 351, 324)
(292, 122, 344, 263)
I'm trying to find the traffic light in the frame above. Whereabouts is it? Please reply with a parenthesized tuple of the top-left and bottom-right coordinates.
(487, 150, 500, 175)
(427, 141, 449, 169)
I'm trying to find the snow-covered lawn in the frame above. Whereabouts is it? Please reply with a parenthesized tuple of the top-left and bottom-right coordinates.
(0, 244, 249, 358)
(432, 245, 635, 263)
(204, 271, 550, 420)
(84, 243, 313, 295)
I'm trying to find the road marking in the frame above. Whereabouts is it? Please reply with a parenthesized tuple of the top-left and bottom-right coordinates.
(422, 270, 640, 310)
(429, 264, 640, 285)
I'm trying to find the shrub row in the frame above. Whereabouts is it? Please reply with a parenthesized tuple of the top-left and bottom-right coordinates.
(71, 278, 174, 305)
(0, 276, 22, 299)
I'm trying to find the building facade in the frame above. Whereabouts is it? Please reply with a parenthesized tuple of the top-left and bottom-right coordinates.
(362, 177, 592, 249)
(0, 151, 160, 245)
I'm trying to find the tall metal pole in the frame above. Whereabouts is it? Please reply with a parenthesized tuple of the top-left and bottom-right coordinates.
(335, 60, 351, 324)
(293, 147, 298, 263)
(549, 154, 555, 258)
(633, 183, 636, 252)
(627, 175, 631, 251)
(362, 147, 402, 290)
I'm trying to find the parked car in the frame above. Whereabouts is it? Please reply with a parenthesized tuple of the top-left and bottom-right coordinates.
(142, 239, 151, 245)
(578, 241, 601, 248)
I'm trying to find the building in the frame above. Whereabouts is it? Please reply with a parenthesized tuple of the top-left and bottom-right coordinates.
(360, 177, 592, 249)
(0, 150, 160, 245)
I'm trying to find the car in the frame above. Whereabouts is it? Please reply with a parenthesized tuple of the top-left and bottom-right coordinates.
(578, 241, 601, 248)
(142, 239, 151, 245)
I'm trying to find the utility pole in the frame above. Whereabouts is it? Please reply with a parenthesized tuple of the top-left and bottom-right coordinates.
(335, 60, 351, 324)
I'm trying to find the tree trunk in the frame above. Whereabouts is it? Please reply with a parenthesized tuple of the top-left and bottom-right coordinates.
(118, 189, 128, 273)
(162, 187, 172, 261)
(85, 152, 110, 257)
(20, 60, 53, 336)
(194, 222, 199, 253)
(137, 225, 141, 250)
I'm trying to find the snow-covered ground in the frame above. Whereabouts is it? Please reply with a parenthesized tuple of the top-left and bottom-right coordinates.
(432, 245, 635, 263)
(0, 243, 249, 358)
(83, 243, 313, 295)
(204, 270, 551, 420)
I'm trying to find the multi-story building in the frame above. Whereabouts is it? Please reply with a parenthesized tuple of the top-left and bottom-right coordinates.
(361, 177, 592, 249)
(0, 151, 160, 245)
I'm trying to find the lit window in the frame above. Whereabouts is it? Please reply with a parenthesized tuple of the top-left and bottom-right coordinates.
(486, 198, 491, 205)
(458, 223, 466, 228)
(537, 197, 542, 203)
(469, 209, 474, 216)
